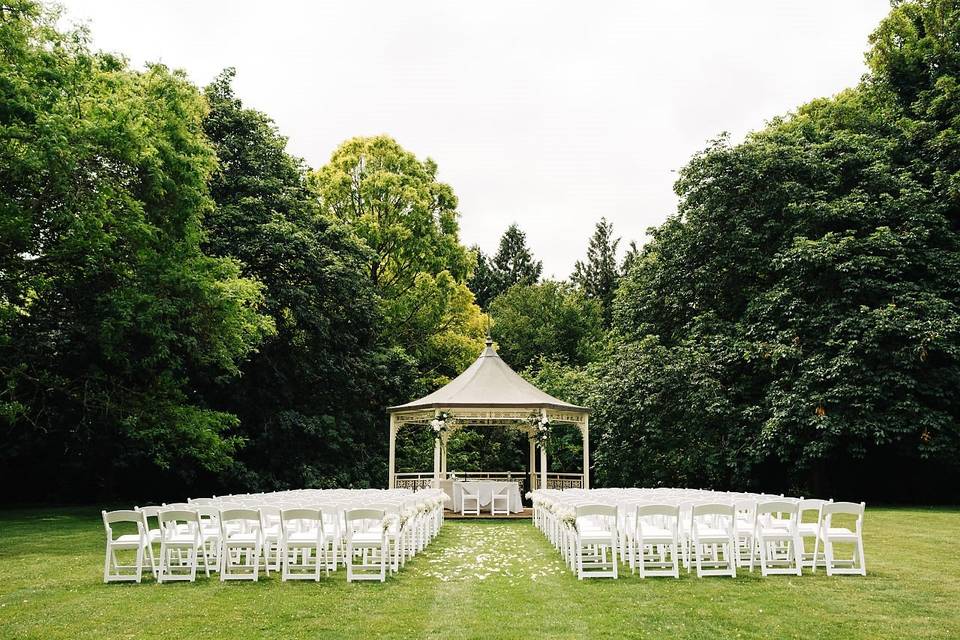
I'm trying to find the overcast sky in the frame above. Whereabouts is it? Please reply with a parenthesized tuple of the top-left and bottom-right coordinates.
(60, 0, 892, 278)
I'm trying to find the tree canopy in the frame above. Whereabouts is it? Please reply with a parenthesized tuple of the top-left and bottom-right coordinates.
(595, 0, 960, 500)
(571, 218, 621, 327)
(0, 6, 273, 499)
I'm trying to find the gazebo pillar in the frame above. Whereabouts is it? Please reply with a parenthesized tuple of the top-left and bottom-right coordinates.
(441, 431, 448, 476)
(582, 415, 590, 490)
(388, 415, 397, 489)
(528, 436, 537, 491)
(433, 437, 441, 488)
(540, 445, 547, 491)
(540, 408, 548, 489)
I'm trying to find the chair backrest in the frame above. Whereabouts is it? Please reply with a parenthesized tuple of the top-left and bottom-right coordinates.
(798, 498, 829, 521)
(102, 510, 144, 539)
(692, 503, 734, 533)
(636, 504, 679, 519)
(756, 500, 799, 530)
(692, 503, 734, 518)
(822, 501, 865, 531)
(158, 509, 199, 538)
(135, 505, 162, 530)
(220, 508, 262, 537)
(281, 508, 323, 537)
(576, 504, 617, 519)
(345, 508, 385, 541)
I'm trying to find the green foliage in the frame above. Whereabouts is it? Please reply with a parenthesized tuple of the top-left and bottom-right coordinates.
(308, 136, 485, 385)
(199, 70, 407, 491)
(600, 0, 960, 499)
(0, 4, 272, 499)
(489, 281, 603, 371)
(521, 358, 597, 473)
(571, 217, 621, 327)
(469, 224, 543, 308)
(466, 246, 498, 309)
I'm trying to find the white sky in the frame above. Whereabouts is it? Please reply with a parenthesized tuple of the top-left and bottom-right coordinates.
(60, 0, 892, 278)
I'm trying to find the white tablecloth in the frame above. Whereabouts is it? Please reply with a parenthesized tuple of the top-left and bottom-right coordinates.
(451, 481, 523, 514)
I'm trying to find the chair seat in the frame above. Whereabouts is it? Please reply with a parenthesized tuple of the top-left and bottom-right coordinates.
(352, 532, 384, 545)
(757, 527, 794, 538)
(163, 533, 198, 545)
(823, 527, 856, 538)
(579, 531, 615, 544)
(798, 523, 819, 535)
(225, 532, 258, 544)
(113, 534, 142, 546)
(286, 532, 321, 544)
(695, 527, 730, 541)
(638, 526, 673, 540)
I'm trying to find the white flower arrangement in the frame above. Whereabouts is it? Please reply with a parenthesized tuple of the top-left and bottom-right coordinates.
(524, 491, 532, 500)
(431, 411, 452, 441)
(527, 412, 552, 446)
(559, 506, 576, 527)
(382, 514, 399, 533)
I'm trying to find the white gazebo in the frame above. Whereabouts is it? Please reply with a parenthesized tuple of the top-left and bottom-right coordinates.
(387, 338, 591, 494)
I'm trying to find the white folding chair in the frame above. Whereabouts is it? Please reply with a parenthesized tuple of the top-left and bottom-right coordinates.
(574, 504, 619, 579)
(157, 510, 207, 582)
(195, 506, 222, 573)
(816, 502, 866, 576)
(490, 487, 510, 516)
(461, 486, 480, 516)
(220, 508, 263, 581)
(345, 508, 386, 582)
(258, 505, 282, 575)
(734, 499, 756, 568)
(135, 505, 163, 578)
(752, 501, 802, 576)
(797, 498, 829, 570)
(102, 510, 146, 583)
(633, 504, 680, 578)
(280, 508, 326, 581)
(690, 503, 736, 578)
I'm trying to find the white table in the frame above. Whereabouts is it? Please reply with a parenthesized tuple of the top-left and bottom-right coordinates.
(451, 481, 523, 514)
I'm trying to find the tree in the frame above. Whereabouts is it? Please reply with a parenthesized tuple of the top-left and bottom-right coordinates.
(601, 0, 960, 501)
(0, 5, 273, 501)
(467, 246, 498, 309)
(490, 224, 542, 293)
(308, 136, 484, 385)
(571, 218, 621, 327)
(199, 70, 406, 490)
(489, 281, 603, 371)
(620, 240, 641, 276)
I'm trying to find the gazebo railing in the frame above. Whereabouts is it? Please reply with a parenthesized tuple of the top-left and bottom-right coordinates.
(545, 472, 584, 490)
(393, 471, 584, 492)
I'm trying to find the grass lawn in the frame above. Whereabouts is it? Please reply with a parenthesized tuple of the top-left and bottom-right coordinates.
(1, 507, 958, 639)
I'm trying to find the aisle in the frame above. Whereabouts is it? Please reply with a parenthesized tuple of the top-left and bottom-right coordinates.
(412, 520, 567, 584)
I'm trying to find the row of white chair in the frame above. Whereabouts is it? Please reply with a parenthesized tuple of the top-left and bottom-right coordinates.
(103, 489, 446, 584)
(532, 488, 867, 580)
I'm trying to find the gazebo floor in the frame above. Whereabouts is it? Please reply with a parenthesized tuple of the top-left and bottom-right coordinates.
(444, 507, 532, 520)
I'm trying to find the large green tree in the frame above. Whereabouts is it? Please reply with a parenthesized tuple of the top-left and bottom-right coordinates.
(598, 0, 960, 500)
(199, 70, 407, 490)
(0, 5, 273, 500)
(308, 136, 484, 387)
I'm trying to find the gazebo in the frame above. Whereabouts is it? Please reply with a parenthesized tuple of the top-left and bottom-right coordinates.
(387, 338, 591, 495)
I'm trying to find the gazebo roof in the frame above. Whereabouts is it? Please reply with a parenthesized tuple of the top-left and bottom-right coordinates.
(388, 338, 590, 414)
